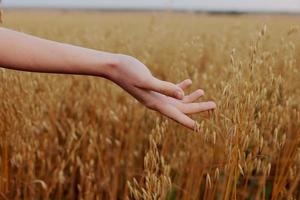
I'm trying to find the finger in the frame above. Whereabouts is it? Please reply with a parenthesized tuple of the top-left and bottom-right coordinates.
(127, 85, 196, 131)
(182, 89, 205, 103)
(177, 79, 192, 90)
(157, 104, 196, 130)
(178, 101, 216, 114)
(147, 78, 185, 100)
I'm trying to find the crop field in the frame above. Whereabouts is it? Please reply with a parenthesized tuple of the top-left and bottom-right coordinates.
(0, 11, 300, 200)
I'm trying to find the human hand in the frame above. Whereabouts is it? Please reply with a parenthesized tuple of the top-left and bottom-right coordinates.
(105, 55, 216, 130)
(0, 28, 215, 130)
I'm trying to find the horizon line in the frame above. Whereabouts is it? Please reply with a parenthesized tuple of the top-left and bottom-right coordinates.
(2, 6, 300, 14)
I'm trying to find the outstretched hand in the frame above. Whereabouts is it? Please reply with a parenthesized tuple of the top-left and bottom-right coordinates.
(0, 28, 215, 130)
(106, 55, 216, 130)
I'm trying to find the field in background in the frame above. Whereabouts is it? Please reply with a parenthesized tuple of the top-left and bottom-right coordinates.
(1, 11, 300, 200)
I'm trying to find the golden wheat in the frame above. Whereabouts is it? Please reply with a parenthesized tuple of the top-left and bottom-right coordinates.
(0, 11, 299, 200)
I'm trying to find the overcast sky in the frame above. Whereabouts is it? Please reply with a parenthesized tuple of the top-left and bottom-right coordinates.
(2, 0, 300, 12)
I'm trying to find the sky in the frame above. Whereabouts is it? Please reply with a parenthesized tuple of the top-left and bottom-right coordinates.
(2, 0, 300, 12)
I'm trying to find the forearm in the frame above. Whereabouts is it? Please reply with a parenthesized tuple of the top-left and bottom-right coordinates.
(0, 29, 216, 130)
(0, 27, 119, 77)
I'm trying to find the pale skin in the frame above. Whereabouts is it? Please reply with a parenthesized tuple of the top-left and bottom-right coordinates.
(0, 27, 216, 130)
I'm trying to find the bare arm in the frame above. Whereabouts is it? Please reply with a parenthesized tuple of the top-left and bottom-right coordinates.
(0, 27, 116, 76)
(0, 27, 216, 130)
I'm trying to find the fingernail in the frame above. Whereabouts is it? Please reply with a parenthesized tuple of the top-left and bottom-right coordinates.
(175, 90, 184, 99)
(209, 101, 217, 108)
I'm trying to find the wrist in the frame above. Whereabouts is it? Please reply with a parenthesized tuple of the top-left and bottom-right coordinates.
(90, 52, 120, 78)
(100, 53, 131, 80)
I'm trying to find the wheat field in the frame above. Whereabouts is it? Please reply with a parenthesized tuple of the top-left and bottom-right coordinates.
(0, 11, 300, 200)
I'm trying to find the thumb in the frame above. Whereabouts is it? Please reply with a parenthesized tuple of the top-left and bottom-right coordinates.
(148, 78, 185, 99)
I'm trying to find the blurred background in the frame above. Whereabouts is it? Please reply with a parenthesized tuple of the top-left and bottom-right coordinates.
(1, 0, 300, 200)
(2, 0, 300, 13)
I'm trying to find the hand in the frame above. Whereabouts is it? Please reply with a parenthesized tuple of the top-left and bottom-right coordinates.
(106, 55, 216, 130)
(106, 55, 185, 99)
(0, 28, 215, 130)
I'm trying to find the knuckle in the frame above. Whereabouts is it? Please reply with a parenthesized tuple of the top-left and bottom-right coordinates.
(141, 77, 153, 87)
(145, 100, 158, 110)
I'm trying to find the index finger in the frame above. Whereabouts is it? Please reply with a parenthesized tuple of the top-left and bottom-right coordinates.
(156, 103, 196, 131)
